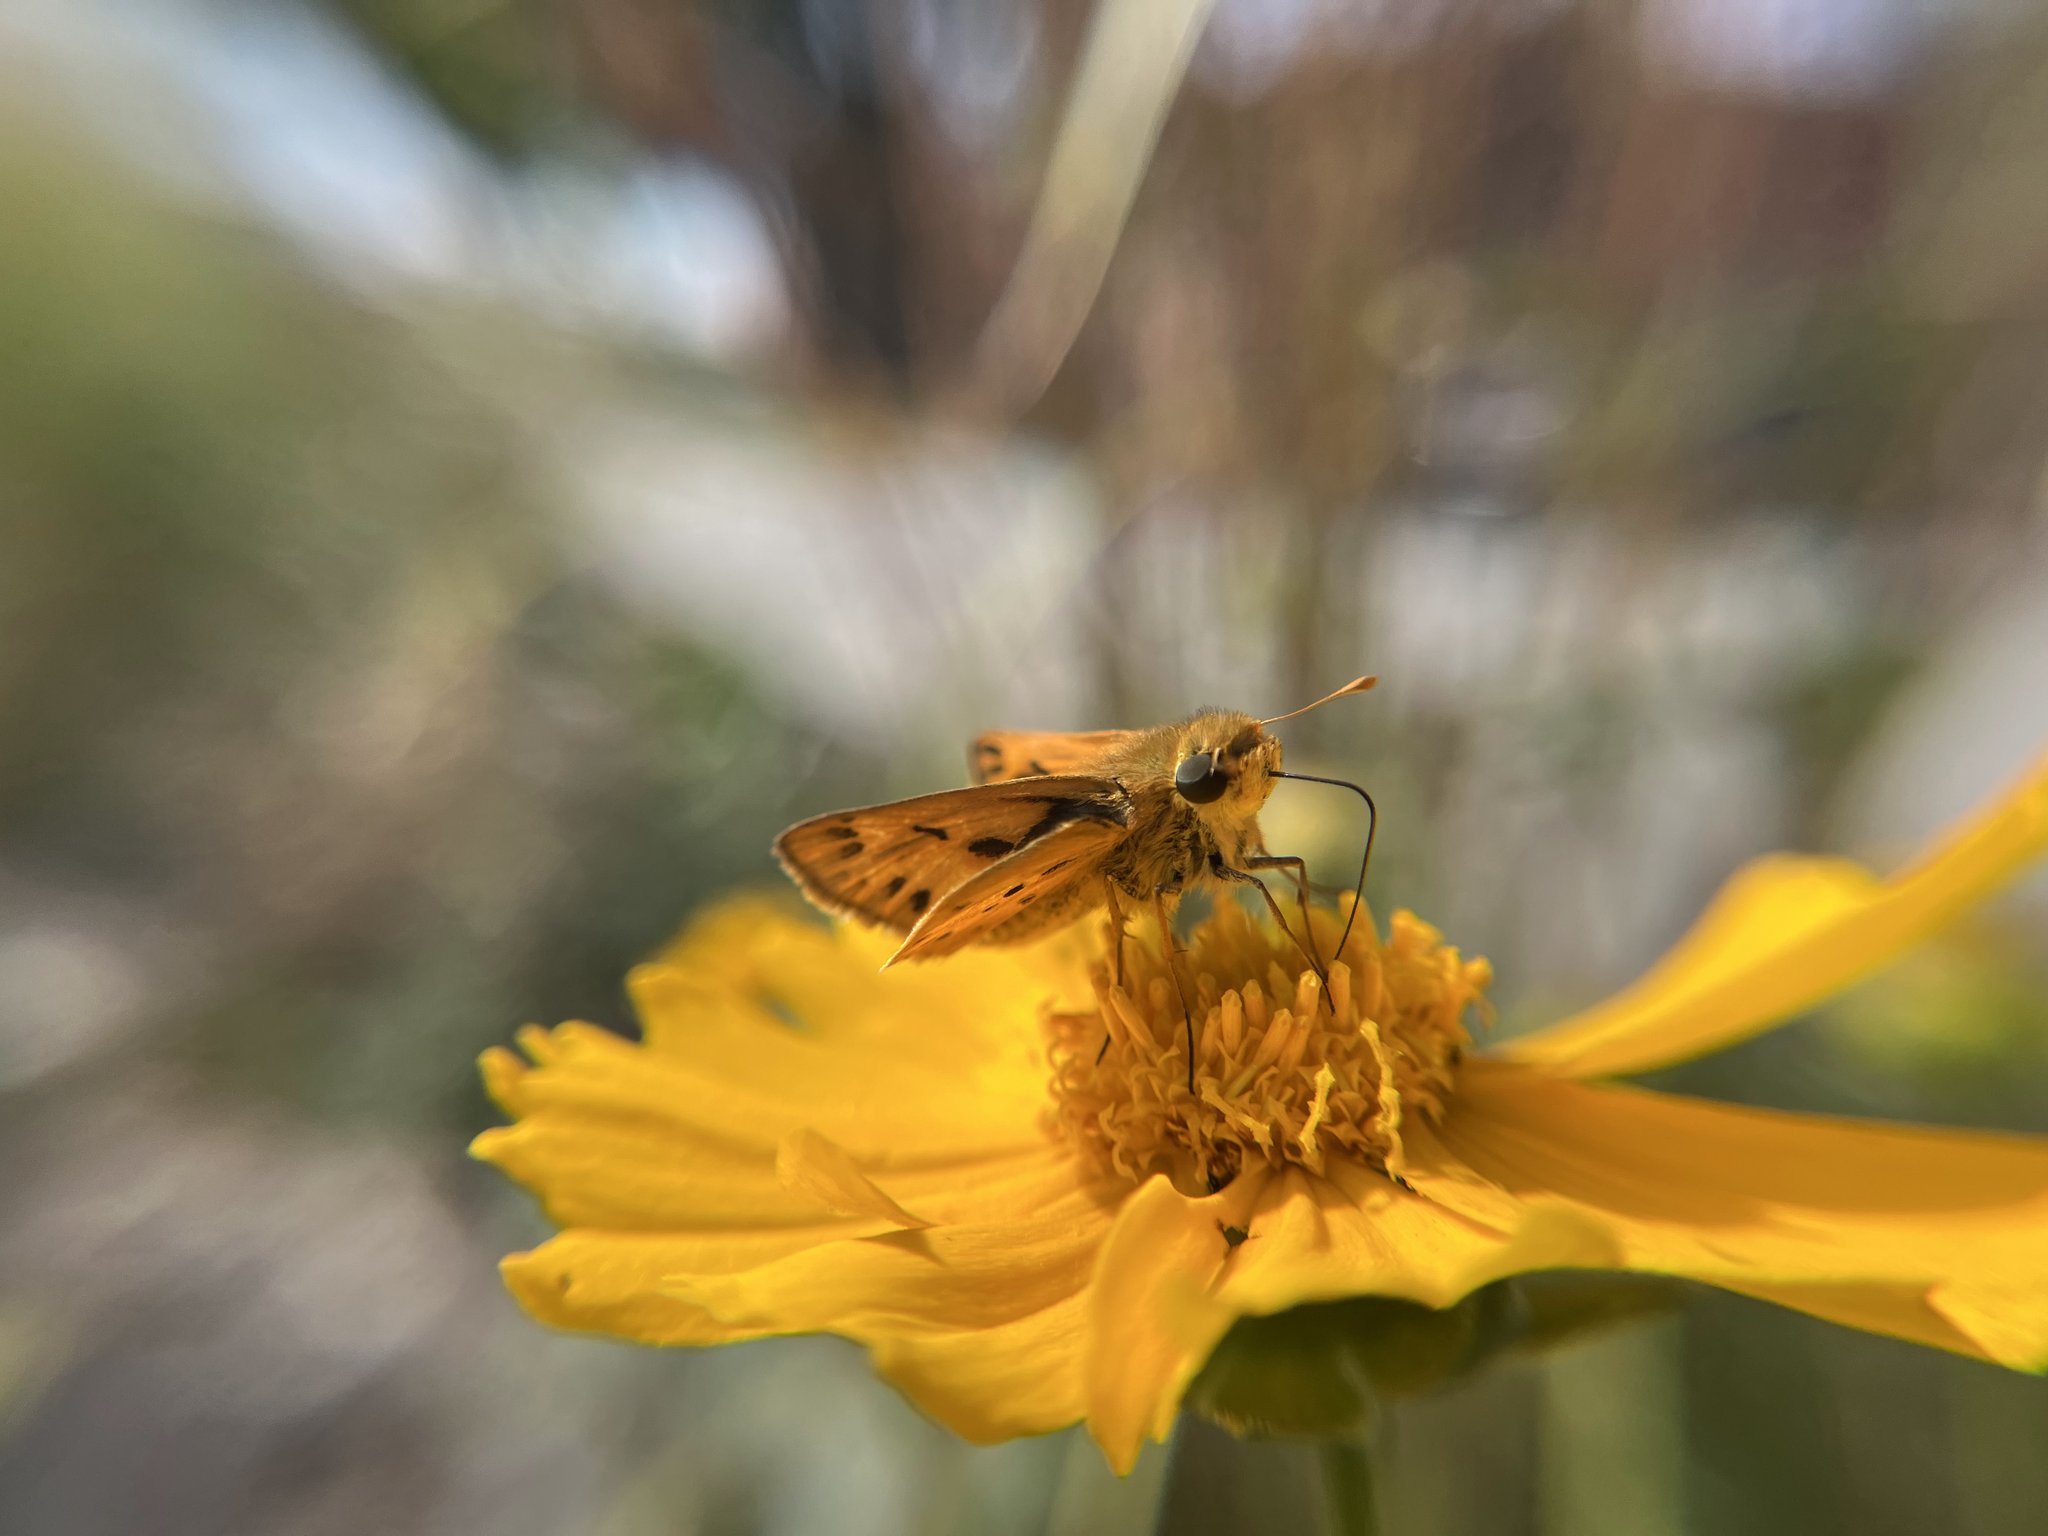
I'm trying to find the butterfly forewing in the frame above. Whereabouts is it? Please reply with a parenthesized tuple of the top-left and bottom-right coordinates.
(887, 815, 1127, 964)
(774, 776, 1132, 936)
(969, 729, 1138, 784)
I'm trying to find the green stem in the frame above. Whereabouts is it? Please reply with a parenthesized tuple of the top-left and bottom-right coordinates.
(1320, 1437, 1381, 1536)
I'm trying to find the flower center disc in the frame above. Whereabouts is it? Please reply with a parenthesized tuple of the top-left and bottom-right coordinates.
(1044, 901, 1491, 1196)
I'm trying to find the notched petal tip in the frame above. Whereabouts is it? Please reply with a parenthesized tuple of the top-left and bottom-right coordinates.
(513, 1022, 560, 1062)
(477, 1045, 529, 1115)
(467, 1123, 515, 1167)
(498, 1247, 580, 1329)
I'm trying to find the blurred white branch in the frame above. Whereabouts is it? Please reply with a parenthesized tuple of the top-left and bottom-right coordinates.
(969, 0, 1215, 417)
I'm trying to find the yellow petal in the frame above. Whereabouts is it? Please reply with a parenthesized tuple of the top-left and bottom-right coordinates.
(1081, 1171, 1267, 1474)
(1506, 755, 2048, 1078)
(494, 901, 1093, 1168)
(1721, 1279, 1999, 1360)
(662, 1153, 1122, 1441)
(1211, 1162, 1617, 1317)
(489, 1026, 1081, 1206)
(669, 1155, 1118, 1337)
(478, 899, 1130, 1449)
(1929, 1276, 2048, 1369)
(1416, 1059, 2048, 1364)
(474, 1026, 1053, 1233)
(500, 1143, 1119, 1442)
(1079, 1158, 1631, 1473)
(622, 966, 1049, 1158)
(649, 896, 1093, 1063)
(865, 1296, 1090, 1443)
(500, 1228, 885, 1345)
(475, 1113, 818, 1233)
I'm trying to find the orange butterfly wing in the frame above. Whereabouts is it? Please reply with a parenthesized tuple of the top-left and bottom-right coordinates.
(969, 729, 1138, 784)
(774, 777, 1131, 937)
(887, 814, 1129, 965)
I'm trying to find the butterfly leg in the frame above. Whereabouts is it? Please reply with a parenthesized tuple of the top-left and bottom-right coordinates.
(1102, 878, 1129, 991)
(1152, 887, 1199, 1091)
(1096, 879, 1130, 1065)
(1212, 855, 1333, 1012)
(1242, 854, 1331, 994)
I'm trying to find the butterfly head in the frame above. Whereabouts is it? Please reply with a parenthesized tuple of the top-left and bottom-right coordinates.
(1168, 676, 1378, 821)
(1171, 712, 1280, 818)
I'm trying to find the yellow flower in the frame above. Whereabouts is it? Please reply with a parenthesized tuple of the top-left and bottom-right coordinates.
(475, 756, 2048, 1472)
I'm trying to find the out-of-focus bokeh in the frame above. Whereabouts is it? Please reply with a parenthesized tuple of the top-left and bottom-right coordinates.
(4, 0, 2047, 1531)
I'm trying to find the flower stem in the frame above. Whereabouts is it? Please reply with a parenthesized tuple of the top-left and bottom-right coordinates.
(1319, 1437, 1380, 1536)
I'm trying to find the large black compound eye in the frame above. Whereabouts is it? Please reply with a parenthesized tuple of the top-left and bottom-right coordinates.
(1173, 751, 1229, 805)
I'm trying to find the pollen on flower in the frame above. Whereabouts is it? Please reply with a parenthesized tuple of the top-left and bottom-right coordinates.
(1043, 898, 1491, 1196)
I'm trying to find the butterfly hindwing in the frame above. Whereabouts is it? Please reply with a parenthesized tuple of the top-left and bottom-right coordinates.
(969, 729, 1138, 785)
(774, 776, 1132, 936)
(887, 815, 1126, 964)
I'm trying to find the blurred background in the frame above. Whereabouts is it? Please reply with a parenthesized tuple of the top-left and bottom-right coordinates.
(4, 0, 2048, 1531)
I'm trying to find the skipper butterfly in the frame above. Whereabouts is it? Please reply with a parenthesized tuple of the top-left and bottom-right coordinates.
(774, 677, 1378, 976)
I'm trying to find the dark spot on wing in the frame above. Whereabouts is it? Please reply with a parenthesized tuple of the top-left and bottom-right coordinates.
(1026, 759, 1051, 775)
(969, 836, 1016, 858)
(1019, 795, 1129, 846)
(1219, 1222, 1249, 1250)
(911, 824, 949, 840)
(1003, 884, 1025, 897)
(883, 875, 905, 898)
(824, 824, 860, 840)
(837, 841, 865, 858)
(908, 888, 931, 914)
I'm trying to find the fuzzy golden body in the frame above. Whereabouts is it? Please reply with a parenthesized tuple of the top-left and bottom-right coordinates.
(774, 680, 1375, 968)
(1082, 711, 1279, 901)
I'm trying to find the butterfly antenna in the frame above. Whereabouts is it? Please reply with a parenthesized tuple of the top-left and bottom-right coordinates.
(1269, 771, 1378, 961)
(1260, 675, 1377, 729)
